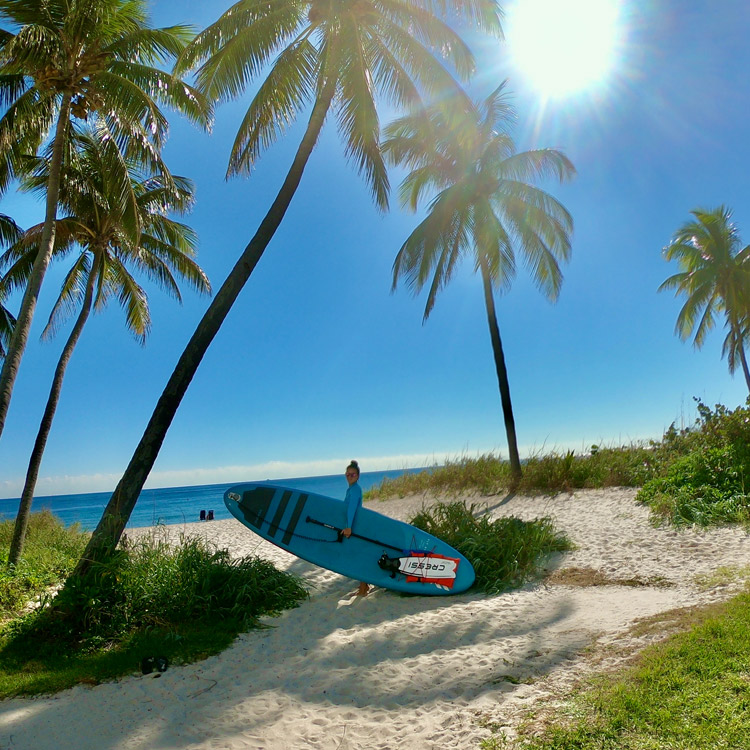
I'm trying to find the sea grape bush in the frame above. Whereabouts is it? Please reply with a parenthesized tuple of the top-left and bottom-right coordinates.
(637, 399, 750, 526)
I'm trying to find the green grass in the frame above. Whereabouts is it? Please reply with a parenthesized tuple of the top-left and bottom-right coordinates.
(505, 589, 750, 749)
(409, 501, 572, 594)
(0, 521, 308, 697)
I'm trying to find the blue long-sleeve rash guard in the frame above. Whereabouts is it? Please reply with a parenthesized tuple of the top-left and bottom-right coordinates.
(344, 482, 363, 529)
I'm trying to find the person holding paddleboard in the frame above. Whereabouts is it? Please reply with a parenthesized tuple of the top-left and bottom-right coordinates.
(341, 460, 369, 596)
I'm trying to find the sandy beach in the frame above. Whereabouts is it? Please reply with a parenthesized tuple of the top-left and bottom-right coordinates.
(3, 487, 750, 750)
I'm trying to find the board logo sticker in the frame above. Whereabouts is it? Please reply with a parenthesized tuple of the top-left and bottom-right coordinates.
(378, 551, 460, 588)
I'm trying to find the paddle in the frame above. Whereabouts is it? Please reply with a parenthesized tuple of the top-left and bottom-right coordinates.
(305, 515, 403, 552)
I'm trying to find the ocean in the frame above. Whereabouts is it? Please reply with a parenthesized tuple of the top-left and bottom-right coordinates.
(0, 468, 426, 532)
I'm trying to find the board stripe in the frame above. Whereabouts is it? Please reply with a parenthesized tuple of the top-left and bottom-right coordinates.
(268, 490, 292, 538)
(282, 494, 308, 545)
(240, 487, 274, 529)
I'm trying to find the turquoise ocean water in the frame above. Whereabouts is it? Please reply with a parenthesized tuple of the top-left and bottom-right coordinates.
(0, 468, 426, 531)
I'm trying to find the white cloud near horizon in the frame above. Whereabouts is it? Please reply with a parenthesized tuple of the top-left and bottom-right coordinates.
(0, 451, 459, 500)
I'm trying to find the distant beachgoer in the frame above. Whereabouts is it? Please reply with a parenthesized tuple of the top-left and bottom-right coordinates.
(207, 509, 214, 521)
(341, 460, 369, 596)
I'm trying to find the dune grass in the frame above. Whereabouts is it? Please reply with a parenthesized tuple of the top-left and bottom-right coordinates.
(365, 445, 660, 501)
(0, 523, 307, 697)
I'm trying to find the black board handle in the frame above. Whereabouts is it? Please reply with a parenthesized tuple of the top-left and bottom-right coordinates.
(305, 515, 403, 553)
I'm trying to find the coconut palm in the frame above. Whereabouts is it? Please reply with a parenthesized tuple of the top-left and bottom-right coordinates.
(2, 125, 210, 566)
(0, 211, 21, 357)
(660, 206, 750, 393)
(75, 0, 503, 571)
(382, 83, 575, 482)
(0, 0, 210, 439)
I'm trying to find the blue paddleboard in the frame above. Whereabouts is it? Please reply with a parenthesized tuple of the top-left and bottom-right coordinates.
(224, 483, 475, 595)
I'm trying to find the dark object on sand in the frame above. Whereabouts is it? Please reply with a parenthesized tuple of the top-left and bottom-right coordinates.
(141, 655, 169, 675)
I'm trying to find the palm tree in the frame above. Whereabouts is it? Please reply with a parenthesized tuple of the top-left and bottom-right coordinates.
(659, 206, 750, 393)
(0, 211, 21, 357)
(1, 124, 210, 566)
(382, 83, 575, 482)
(0, 0, 210, 439)
(75, 0, 503, 572)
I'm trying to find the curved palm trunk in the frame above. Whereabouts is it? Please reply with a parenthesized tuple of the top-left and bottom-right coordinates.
(479, 256, 522, 482)
(7, 253, 100, 567)
(73, 81, 338, 576)
(0, 95, 71, 439)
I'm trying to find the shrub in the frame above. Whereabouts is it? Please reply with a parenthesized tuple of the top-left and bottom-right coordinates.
(637, 400, 750, 527)
(10, 530, 308, 649)
(409, 501, 572, 594)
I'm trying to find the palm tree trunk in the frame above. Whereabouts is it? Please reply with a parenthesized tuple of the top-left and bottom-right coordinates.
(479, 256, 523, 482)
(73, 81, 338, 576)
(0, 95, 71, 439)
(7, 254, 99, 567)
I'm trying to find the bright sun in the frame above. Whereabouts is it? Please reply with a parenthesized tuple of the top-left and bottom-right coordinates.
(507, 0, 622, 99)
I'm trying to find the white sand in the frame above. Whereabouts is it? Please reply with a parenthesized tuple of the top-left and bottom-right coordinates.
(3, 488, 750, 749)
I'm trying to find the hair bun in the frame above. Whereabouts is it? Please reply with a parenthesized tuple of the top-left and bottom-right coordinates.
(350, 460, 358, 468)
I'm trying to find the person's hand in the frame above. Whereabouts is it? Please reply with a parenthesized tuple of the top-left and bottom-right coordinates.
(342, 527, 352, 538)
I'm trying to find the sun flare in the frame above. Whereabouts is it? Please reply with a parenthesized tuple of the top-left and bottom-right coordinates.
(507, 0, 622, 98)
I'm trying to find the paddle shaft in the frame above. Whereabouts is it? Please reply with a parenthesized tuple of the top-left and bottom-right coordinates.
(305, 515, 403, 553)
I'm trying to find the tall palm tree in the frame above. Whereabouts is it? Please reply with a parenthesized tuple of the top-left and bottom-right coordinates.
(659, 206, 750, 393)
(0, 0, 210, 439)
(1, 125, 210, 566)
(75, 0, 503, 572)
(382, 83, 575, 482)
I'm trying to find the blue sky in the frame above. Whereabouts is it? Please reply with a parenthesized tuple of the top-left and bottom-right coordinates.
(1, 0, 749, 499)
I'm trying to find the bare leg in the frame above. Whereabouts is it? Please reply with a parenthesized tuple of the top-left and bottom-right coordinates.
(357, 582, 370, 596)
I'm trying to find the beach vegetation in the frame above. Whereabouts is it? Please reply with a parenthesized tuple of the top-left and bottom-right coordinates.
(0, 0, 210, 440)
(0, 526, 307, 697)
(659, 206, 750, 394)
(3, 126, 210, 567)
(383, 83, 575, 485)
(409, 501, 572, 594)
(365, 444, 659, 499)
(636, 398, 750, 527)
(502, 589, 750, 750)
(0, 509, 87, 616)
(75, 0, 504, 575)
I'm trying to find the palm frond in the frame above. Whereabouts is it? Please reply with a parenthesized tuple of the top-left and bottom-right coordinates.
(93, 69, 171, 149)
(41, 251, 91, 340)
(334, 23, 389, 211)
(181, 0, 304, 101)
(105, 25, 195, 65)
(228, 37, 317, 175)
(103, 253, 150, 342)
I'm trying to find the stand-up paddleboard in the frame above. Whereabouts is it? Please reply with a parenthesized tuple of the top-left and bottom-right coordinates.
(224, 483, 475, 595)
